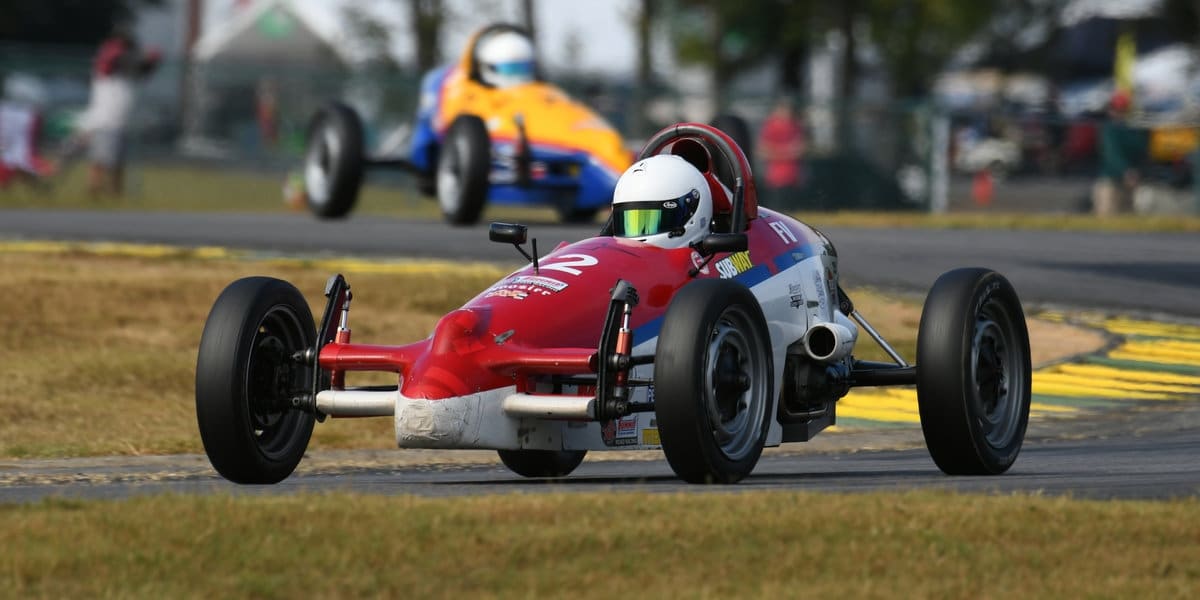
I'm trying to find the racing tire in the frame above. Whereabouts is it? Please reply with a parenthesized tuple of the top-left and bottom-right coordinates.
(196, 277, 317, 484)
(304, 102, 365, 219)
(916, 268, 1031, 475)
(655, 279, 773, 484)
(437, 114, 490, 225)
(497, 449, 587, 478)
(710, 113, 754, 167)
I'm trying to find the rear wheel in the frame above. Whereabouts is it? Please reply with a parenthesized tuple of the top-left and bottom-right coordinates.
(916, 268, 1031, 475)
(196, 277, 316, 484)
(304, 102, 365, 219)
(437, 115, 490, 225)
(655, 279, 773, 484)
(498, 449, 587, 478)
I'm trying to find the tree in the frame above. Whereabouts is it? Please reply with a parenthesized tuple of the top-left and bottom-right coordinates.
(410, 0, 444, 73)
(864, 0, 1000, 98)
(340, 0, 445, 73)
(670, 0, 809, 111)
(0, 0, 162, 46)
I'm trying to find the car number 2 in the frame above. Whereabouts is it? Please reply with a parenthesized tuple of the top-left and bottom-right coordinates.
(540, 253, 598, 276)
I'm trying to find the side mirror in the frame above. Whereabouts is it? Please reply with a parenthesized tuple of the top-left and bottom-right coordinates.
(489, 222, 528, 245)
(699, 232, 748, 255)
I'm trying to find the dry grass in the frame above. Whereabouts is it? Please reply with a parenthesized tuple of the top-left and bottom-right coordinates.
(0, 251, 505, 458)
(2, 491, 1198, 597)
(0, 250, 1099, 459)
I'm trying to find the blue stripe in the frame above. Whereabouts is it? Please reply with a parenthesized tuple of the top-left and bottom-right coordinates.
(632, 242, 821, 345)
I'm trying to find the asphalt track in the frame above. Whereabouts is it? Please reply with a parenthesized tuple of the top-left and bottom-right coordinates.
(1, 208, 1198, 502)
(1, 209, 1198, 317)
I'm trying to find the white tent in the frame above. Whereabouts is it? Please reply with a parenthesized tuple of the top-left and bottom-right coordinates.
(193, 0, 351, 67)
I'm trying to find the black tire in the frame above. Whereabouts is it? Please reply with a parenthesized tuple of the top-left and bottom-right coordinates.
(437, 114, 490, 225)
(655, 279, 773, 484)
(497, 449, 587, 478)
(710, 113, 754, 168)
(304, 102, 365, 219)
(196, 277, 317, 484)
(916, 268, 1031, 475)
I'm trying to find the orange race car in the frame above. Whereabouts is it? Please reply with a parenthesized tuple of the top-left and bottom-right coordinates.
(303, 24, 632, 225)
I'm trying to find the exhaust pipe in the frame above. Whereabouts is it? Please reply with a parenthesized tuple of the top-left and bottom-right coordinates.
(803, 317, 858, 363)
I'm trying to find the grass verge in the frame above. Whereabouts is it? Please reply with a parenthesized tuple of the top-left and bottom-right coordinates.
(2, 491, 1198, 597)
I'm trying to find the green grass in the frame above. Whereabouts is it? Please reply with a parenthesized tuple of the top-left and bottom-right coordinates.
(0, 163, 565, 222)
(4, 164, 1199, 231)
(2, 491, 1198, 597)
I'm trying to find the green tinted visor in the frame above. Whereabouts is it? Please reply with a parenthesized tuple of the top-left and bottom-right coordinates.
(612, 192, 698, 238)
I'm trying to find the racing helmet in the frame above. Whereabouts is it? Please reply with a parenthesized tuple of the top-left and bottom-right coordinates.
(612, 154, 713, 249)
(476, 30, 536, 88)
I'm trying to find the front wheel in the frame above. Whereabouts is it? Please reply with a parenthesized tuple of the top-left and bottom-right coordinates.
(916, 268, 1031, 475)
(437, 114, 490, 225)
(196, 277, 317, 484)
(304, 102, 365, 219)
(655, 279, 773, 484)
(497, 449, 587, 478)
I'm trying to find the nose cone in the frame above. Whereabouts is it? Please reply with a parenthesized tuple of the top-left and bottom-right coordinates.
(401, 308, 499, 400)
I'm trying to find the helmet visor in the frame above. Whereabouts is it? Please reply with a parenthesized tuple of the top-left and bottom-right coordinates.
(612, 192, 698, 238)
(488, 60, 535, 79)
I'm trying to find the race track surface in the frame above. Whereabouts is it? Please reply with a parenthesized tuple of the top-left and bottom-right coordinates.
(1, 209, 1198, 317)
(1, 208, 1198, 502)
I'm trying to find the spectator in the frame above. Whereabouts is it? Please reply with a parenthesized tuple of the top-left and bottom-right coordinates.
(61, 25, 161, 197)
(1092, 91, 1147, 216)
(756, 98, 806, 209)
(256, 77, 279, 149)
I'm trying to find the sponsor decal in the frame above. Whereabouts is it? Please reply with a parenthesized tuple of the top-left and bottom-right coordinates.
(510, 275, 569, 292)
(602, 415, 641, 447)
(715, 251, 752, 279)
(689, 250, 710, 275)
(483, 275, 568, 301)
(770, 221, 799, 244)
(813, 270, 828, 314)
(789, 282, 804, 309)
(484, 288, 528, 300)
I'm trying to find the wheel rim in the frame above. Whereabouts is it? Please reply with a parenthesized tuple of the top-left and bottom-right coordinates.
(437, 133, 465, 215)
(702, 305, 768, 461)
(243, 305, 310, 460)
(971, 298, 1025, 448)
(304, 124, 339, 206)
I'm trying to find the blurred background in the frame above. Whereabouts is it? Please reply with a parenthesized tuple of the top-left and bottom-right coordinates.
(1, 0, 1197, 214)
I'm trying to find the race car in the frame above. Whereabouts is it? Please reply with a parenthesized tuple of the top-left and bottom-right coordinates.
(198, 122, 1032, 485)
(302, 24, 631, 225)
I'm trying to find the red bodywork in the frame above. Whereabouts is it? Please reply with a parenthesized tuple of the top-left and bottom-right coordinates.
(317, 123, 826, 402)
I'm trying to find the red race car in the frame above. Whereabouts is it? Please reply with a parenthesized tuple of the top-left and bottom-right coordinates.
(197, 123, 1032, 484)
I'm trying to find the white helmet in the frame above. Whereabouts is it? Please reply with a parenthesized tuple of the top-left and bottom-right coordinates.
(612, 155, 713, 249)
(476, 30, 536, 88)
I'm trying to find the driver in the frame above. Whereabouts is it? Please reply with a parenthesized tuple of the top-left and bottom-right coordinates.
(476, 30, 537, 89)
(611, 154, 713, 249)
